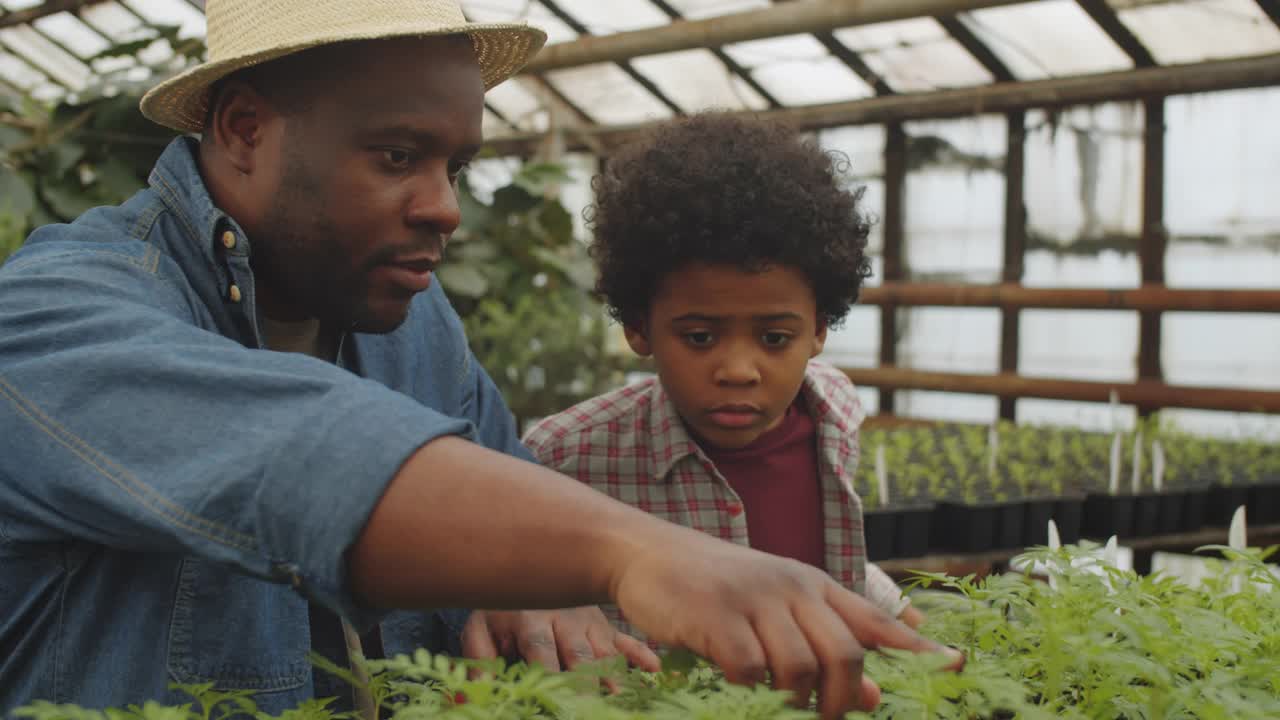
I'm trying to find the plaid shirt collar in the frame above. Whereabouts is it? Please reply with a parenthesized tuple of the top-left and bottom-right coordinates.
(644, 365, 861, 482)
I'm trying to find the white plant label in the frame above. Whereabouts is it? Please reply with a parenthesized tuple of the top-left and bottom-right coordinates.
(1152, 440, 1165, 493)
(1130, 430, 1143, 495)
(875, 443, 890, 507)
(1109, 432, 1122, 495)
(988, 424, 999, 481)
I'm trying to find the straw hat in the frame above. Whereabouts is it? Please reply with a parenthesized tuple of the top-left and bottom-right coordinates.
(140, 0, 547, 133)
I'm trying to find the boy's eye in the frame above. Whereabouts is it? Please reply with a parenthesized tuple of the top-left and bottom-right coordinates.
(762, 332, 792, 348)
(684, 331, 714, 347)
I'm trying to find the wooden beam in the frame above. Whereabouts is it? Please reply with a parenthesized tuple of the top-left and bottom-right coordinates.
(1077, 0, 1156, 67)
(1137, 98, 1166, 417)
(0, 0, 104, 30)
(841, 366, 1280, 414)
(522, 0, 1027, 74)
(879, 122, 908, 415)
(937, 15, 1015, 83)
(1000, 110, 1026, 421)
(486, 53, 1280, 155)
(647, 0, 783, 109)
(859, 283, 1280, 313)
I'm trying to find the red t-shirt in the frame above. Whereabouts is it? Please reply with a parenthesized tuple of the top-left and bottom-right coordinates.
(700, 399, 826, 570)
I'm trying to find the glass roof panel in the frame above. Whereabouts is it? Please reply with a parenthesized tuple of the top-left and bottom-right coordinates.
(724, 34, 873, 105)
(0, 48, 46, 89)
(963, 0, 1133, 79)
(630, 48, 767, 112)
(78, 3, 150, 43)
(33, 13, 112, 59)
(835, 19, 992, 92)
(0, 0, 41, 10)
(485, 77, 550, 132)
(547, 0, 669, 33)
(544, 62, 675, 124)
(0, 25, 91, 91)
(1110, 0, 1280, 65)
(119, 0, 205, 39)
(661, 0, 769, 20)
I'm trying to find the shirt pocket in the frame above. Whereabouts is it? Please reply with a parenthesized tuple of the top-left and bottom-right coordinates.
(167, 556, 311, 692)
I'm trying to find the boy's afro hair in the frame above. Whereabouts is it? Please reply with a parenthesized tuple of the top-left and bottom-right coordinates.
(587, 112, 873, 329)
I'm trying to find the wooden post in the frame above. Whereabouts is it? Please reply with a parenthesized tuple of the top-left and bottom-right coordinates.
(1000, 110, 1026, 421)
(880, 122, 908, 415)
(1138, 98, 1166, 417)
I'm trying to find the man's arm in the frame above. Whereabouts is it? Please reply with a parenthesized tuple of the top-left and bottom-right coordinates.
(351, 436, 960, 719)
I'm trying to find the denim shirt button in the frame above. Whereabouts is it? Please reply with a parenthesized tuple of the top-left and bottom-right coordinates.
(221, 231, 237, 250)
(228, 284, 242, 303)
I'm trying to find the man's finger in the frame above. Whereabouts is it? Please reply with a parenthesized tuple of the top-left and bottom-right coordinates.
(793, 600, 870, 719)
(825, 584, 964, 670)
(516, 619, 562, 672)
(551, 614, 603, 671)
(461, 610, 499, 659)
(754, 611, 820, 711)
(706, 616, 769, 689)
(613, 632, 661, 673)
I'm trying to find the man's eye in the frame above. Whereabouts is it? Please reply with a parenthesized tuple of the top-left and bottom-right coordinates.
(383, 149, 413, 168)
(762, 332, 792, 348)
(684, 332, 714, 347)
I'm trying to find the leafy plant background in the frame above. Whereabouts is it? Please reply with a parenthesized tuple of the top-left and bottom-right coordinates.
(0, 39, 630, 427)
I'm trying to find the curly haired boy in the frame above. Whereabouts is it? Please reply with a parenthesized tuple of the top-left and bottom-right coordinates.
(524, 112, 921, 639)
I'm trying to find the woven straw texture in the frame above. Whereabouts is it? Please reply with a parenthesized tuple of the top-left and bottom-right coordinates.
(140, 0, 546, 132)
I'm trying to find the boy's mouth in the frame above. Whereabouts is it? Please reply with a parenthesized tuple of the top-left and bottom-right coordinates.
(706, 404, 762, 429)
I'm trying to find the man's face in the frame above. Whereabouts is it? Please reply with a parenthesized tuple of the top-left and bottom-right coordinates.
(625, 263, 828, 450)
(250, 37, 485, 333)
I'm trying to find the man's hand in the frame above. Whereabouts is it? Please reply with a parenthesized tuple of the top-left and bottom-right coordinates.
(610, 534, 964, 720)
(461, 606, 660, 673)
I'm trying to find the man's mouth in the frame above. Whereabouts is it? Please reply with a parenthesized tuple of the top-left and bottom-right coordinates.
(375, 257, 438, 292)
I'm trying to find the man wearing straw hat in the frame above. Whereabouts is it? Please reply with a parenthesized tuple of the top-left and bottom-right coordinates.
(0, 1, 959, 717)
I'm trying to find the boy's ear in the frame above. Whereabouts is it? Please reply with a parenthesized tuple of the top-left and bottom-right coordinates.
(810, 319, 828, 359)
(623, 320, 653, 357)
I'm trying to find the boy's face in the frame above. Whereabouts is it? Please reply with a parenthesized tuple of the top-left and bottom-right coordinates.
(626, 263, 827, 450)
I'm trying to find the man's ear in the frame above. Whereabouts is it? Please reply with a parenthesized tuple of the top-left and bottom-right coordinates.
(623, 319, 652, 357)
(810, 318, 828, 359)
(206, 81, 275, 176)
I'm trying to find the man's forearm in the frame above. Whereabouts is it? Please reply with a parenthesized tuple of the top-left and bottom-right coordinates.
(348, 435, 679, 610)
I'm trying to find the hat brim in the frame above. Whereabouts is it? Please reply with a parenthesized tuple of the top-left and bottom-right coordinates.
(140, 22, 547, 133)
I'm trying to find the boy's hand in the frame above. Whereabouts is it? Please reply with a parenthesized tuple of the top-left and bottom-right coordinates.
(461, 606, 660, 672)
(610, 534, 963, 720)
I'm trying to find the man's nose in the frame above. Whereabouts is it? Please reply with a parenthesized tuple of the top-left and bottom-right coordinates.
(405, 170, 462, 237)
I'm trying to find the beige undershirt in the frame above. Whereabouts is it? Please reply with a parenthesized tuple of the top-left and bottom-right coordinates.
(261, 315, 376, 720)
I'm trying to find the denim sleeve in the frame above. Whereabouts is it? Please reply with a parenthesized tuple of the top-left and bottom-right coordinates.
(0, 246, 474, 626)
(459, 347, 536, 464)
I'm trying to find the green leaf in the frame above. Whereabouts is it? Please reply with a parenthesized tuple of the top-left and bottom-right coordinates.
(490, 184, 540, 217)
(44, 141, 86, 178)
(0, 164, 37, 218)
(41, 175, 97, 221)
(436, 264, 489, 298)
(534, 201, 575, 245)
(513, 161, 572, 196)
(660, 647, 700, 675)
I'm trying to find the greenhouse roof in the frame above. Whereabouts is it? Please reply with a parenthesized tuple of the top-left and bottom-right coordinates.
(1, 0, 1279, 142)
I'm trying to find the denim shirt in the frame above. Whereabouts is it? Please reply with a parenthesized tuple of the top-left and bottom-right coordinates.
(0, 138, 533, 713)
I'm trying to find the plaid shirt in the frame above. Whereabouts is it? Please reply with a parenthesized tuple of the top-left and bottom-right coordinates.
(524, 360, 906, 637)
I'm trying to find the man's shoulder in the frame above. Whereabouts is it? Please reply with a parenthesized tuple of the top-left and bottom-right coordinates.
(523, 377, 659, 458)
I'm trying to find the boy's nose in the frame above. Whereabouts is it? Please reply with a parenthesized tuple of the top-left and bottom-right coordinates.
(714, 352, 761, 385)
